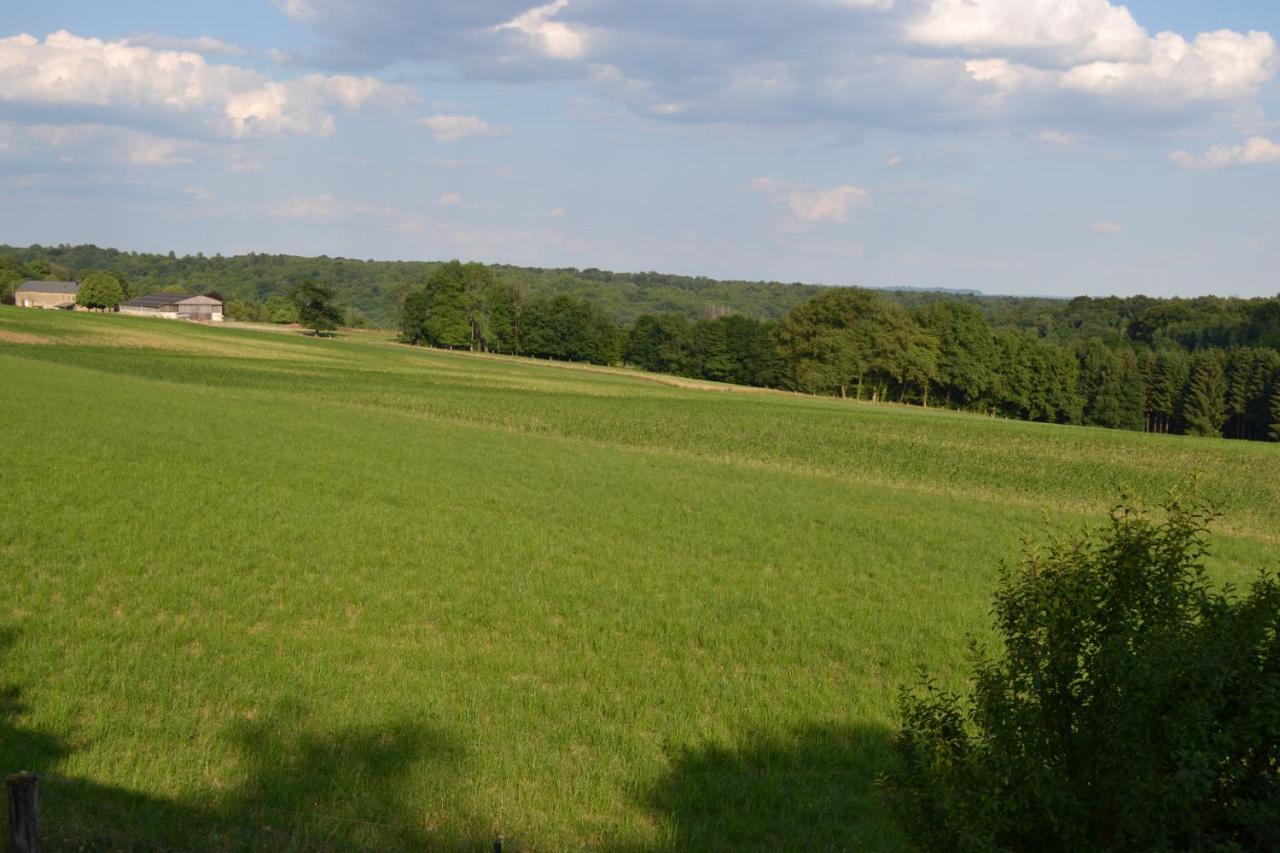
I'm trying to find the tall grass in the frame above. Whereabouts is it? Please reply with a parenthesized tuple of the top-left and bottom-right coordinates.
(1, 307, 1276, 850)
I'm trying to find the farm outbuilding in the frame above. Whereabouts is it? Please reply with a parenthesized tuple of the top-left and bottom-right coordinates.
(15, 281, 79, 309)
(119, 293, 224, 322)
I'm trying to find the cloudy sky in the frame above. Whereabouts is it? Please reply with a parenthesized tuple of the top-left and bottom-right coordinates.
(3, 1, 1279, 296)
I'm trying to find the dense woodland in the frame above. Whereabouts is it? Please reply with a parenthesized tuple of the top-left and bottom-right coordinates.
(4, 244, 1279, 443)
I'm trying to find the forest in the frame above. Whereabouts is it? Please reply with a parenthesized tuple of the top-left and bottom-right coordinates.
(400, 262, 1280, 444)
(3, 244, 1278, 443)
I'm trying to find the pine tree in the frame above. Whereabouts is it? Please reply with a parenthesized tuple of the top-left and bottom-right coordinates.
(1182, 353, 1229, 438)
(1269, 383, 1280, 442)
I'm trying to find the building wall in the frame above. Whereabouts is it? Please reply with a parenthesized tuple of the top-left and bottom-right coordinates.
(120, 306, 180, 319)
(177, 306, 224, 322)
(121, 305, 223, 321)
(18, 291, 76, 308)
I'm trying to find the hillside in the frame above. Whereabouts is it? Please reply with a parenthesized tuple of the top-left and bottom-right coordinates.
(2, 307, 1277, 850)
(0, 242, 1084, 331)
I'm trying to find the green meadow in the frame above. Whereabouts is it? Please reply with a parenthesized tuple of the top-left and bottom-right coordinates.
(2, 306, 1277, 851)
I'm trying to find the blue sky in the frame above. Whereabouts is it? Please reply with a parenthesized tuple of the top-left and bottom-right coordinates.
(2, 1, 1279, 297)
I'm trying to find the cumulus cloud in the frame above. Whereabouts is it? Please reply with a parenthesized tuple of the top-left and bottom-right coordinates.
(1170, 136, 1280, 170)
(270, 0, 1276, 139)
(417, 114, 510, 142)
(785, 185, 869, 223)
(0, 30, 413, 140)
(751, 178, 869, 224)
(909, 0, 1149, 65)
(495, 0, 586, 60)
(960, 29, 1277, 109)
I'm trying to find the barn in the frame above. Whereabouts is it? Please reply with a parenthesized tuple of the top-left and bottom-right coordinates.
(119, 293, 224, 322)
(15, 281, 79, 309)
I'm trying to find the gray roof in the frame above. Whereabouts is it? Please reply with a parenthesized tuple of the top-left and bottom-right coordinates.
(121, 292, 202, 309)
(17, 280, 78, 294)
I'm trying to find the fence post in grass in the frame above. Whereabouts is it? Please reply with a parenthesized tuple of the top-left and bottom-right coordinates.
(6, 772, 38, 853)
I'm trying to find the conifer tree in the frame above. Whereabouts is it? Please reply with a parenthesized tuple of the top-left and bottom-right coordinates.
(1183, 352, 1229, 437)
(1270, 383, 1280, 442)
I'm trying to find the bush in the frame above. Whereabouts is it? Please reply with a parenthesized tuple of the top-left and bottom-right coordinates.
(888, 492, 1280, 852)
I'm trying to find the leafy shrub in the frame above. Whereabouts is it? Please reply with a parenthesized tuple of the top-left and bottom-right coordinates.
(889, 493, 1280, 852)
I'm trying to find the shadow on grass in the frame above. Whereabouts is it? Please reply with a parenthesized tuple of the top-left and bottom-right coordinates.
(632, 724, 906, 853)
(0, 629, 486, 851)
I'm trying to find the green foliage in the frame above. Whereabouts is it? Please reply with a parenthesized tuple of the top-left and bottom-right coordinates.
(1078, 340, 1144, 431)
(263, 295, 299, 324)
(915, 302, 997, 409)
(1183, 352, 1229, 437)
(522, 294, 620, 364)
(625, 313, 695, 374)
(224, 298, 262, 322)
(0, 267, 21, 305)
(1270, 384, 1280, 442)
(289, 280, 343, 336)
(890, 493, 1280, 852)
(400, 260, 499, 350)
(75, 271, 125, 311)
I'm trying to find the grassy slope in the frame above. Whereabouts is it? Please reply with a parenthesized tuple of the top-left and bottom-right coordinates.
(2, 307, 1277, 851)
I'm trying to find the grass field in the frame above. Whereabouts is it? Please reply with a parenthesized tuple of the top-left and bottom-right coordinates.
(2, 306, 1277, 851)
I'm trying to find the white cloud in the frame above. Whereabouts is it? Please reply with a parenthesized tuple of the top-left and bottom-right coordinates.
(785, 185, 869, 223)
(417, 114, 510, 142)
(274, 0, 319, 22)
(1090, 221, 1124, 233)
(270, 194, 394, 221)
(495, 0, 586, 60)
(1170, 136, 1280, 170)
(126, 136, 194, 167)
(437, 192, 462, 205)
(910, 0, 1150, 65)
(1035, 129, 1081, 146)
(963, 29, 1277, 108)
(0, 30, 414, 139)
(226, 158, 264, 173)
(122, 34, 244, 55)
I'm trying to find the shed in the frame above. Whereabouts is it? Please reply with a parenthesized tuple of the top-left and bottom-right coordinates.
(15, 281, 79, 309)
(119, 293, 224, 322)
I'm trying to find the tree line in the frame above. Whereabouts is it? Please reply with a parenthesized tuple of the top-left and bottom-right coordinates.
(6, 246, 1278, 443)
(402, 264, 1280, 443)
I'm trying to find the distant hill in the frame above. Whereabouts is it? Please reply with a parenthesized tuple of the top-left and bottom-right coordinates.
(0, 243, 1033, 329)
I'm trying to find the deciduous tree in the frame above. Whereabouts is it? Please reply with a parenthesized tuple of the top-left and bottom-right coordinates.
(76, 271, 125, 311)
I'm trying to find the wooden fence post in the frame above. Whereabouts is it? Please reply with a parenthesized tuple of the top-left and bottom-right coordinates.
(6, 772, 38, 853)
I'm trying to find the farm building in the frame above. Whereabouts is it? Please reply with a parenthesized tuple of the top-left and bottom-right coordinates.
(15, 281, 79, 309)
(119, 293, 224, 322)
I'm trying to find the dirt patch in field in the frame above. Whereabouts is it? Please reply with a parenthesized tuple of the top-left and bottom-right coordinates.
(0, 330, 56, 345)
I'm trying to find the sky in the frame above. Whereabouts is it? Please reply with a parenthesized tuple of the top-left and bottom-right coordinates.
(2, 1, 1279, 297)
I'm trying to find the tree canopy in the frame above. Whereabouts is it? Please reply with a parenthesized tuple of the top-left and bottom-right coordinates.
(76, 271, 126, 311)
(289, 280, 343, 336)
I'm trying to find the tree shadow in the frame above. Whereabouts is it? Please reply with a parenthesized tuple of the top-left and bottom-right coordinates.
(632, 723, 906, 853)
(0, 627, 487, 851)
